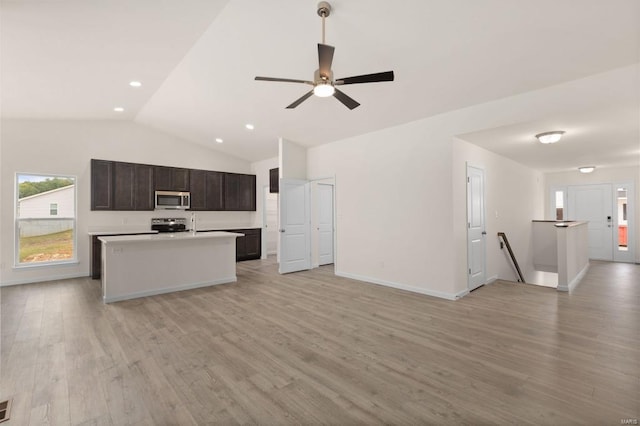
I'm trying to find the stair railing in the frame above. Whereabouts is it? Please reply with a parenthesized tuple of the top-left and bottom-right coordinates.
(497, 232, 526, 283)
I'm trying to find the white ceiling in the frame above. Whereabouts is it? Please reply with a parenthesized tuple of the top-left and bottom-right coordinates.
(2, 0, 639, 171)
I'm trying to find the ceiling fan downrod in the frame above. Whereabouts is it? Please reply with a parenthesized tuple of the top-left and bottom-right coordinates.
(317, 1, 331, 44)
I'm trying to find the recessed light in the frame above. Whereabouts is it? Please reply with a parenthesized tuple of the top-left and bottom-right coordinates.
(113, 107, 124, 112)
(129, 81, 142, 87)
(245, 123, 254, 130)
(578, 166, 595, 174)
(215, 138, 223, 143)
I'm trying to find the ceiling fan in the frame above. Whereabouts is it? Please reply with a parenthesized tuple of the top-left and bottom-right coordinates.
(255, 1, 394, 110)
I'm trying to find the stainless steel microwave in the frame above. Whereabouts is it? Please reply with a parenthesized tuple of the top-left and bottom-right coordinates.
(155, 191, 190, 210)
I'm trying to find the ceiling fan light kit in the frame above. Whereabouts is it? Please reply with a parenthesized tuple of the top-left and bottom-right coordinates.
(254, 2, 394, 109)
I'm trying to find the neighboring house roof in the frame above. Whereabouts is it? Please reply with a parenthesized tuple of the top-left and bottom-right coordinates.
(18, 184, 74, 202)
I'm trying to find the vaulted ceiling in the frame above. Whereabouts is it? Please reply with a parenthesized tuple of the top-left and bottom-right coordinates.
(2, 0, 638, 171)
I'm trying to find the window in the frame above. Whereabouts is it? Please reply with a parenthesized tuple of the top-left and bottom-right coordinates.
(554, 190, 565, 220)
(16, 174, 76, 266)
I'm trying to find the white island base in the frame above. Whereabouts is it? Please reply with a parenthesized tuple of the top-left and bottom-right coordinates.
(99, 231, 243, 303)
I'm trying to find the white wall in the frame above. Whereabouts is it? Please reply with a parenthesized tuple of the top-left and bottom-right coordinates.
(305, 63, 609, 299)
(308, 119, 459, 299)
(279, 138, 307, 180)
(1, 119, 255, 285)
(452, 138, 544, 289)
(544, 166, 640, 263)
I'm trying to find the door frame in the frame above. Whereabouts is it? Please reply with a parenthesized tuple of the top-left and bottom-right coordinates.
(313, 182, 335, 267)
(261, 184, 279, 260)
(466, 164, 487, 291)
(278, 178, 311, 274)
(613, 182, 635, 263)
(309, 176, 337, 270)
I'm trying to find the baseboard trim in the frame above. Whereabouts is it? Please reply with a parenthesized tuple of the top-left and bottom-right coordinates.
(103, 276, 237, 303)
(485, 275, 499, 285)
(0, 272, 88, 287)
(557, 263, 590, 292)
(335, 270, 462, 301)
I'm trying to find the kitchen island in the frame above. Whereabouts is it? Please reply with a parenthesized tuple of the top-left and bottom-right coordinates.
(99, 231, 243, 303)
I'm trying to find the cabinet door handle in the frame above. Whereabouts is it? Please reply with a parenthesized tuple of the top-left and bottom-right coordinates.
(279, 229, 285, 233)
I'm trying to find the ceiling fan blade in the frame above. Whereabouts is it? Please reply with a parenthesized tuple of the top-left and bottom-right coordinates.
(255, 76, 313, 85)
(286, 90, 314, 109)
(333, 88, 360, 110)
(318, 43, 335, 79)
(336, 71, 395, 85)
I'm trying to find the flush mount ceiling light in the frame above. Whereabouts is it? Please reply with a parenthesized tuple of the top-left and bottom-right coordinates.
(215, 138, 223, 143)
(535, 130, 565, 144)
(113, 107, 124, 112)
(578, 166, 595, 174)
(129, 81, 142, 87)
(245, 123, 254, 130)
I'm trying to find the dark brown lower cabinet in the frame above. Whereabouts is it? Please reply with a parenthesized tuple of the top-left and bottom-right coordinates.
(232, 228, 261, 261)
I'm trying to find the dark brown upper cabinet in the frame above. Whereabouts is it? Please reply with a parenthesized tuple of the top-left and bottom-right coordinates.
(91, 159, 255, 211)
(190, 169, 225, 211)
(113, 162, 155, 211)
(154, 166, 190, 192)
(91, 159, 114, 210)
(133, 164, 155, 210)
(269, 168, 279, 193)
(225, 173, 256, 211)
(113, 162, 135, 210)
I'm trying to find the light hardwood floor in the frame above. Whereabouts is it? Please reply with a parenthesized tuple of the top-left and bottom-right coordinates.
(1, 259, 638, 425)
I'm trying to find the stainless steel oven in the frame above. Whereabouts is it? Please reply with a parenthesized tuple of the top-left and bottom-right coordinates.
(151, 218, 187, 233)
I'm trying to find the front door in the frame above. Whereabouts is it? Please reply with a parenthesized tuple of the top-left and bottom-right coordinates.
(279, 179, 311, 274)
(567, 184, 613, 261)
(467, 165, 486, 291)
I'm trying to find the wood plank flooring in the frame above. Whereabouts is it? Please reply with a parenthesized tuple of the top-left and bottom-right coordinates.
(1, 259, 638, 425)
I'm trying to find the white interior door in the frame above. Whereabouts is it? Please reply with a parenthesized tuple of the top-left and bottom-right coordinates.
(317, 183, 334, 265)
(279, 179, 311, 274)
(567, 184, 613, 261)
(467, 165, 486, 291)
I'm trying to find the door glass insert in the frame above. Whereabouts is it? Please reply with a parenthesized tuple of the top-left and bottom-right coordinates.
(554, 190, 564, 220)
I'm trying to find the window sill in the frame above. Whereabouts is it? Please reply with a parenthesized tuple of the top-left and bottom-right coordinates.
(13, 260, 79, 270)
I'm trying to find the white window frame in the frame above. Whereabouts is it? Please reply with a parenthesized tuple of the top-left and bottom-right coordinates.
(15, 173, 78, 268)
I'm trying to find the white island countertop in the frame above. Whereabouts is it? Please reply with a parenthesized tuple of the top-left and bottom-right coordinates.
(99, 231, 244, 303)
(99, 231, 244, 244)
